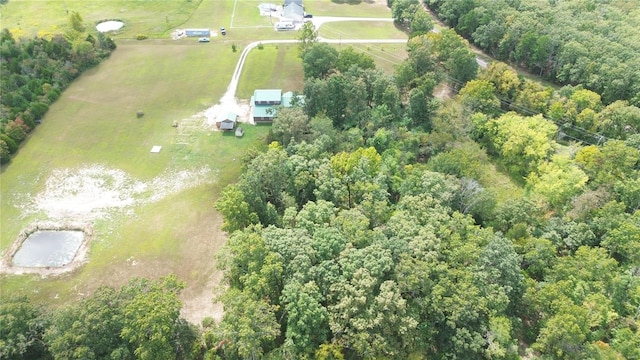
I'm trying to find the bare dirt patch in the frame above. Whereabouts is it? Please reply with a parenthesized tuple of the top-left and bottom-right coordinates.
(203, 96, 252, 129)
(3, 163, 226, 324)
(434, 83, 454, 100)
(20, 165, 215, 222)
(178, 201, 228, 325)
(3, 164, 216, 279)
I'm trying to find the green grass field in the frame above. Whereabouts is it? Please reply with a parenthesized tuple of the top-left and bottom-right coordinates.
(305, 0, 392, 17)
(319, 20, 406, 40)
(0, 0, 407, 320)
(237, 43, 304, 98)
(0, 38, 273, 308)
(0, 0, 203, 39)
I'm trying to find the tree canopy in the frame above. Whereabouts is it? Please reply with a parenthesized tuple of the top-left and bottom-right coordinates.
(425, 0, 640, 106)
(4, 4, 640, 359)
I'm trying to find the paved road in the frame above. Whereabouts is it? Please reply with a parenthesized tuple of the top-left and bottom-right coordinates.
(309, 16, 487, 68)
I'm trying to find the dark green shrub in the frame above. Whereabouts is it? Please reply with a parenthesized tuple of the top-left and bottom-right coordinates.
(0, 139, 9, 163)
(0, 134, 18, 153)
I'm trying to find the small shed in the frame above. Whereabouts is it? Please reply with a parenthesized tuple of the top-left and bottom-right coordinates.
(220, 112, 237, 131)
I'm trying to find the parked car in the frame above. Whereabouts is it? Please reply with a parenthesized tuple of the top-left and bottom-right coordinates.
(198, 37, 210, 43)
(304, 14, 313, 18)
(220, 27, 226, 35)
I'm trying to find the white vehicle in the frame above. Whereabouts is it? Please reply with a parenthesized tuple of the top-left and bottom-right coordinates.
(275, 22, 295, 30)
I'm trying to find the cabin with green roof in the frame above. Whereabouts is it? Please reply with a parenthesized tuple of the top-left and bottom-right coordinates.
(250, 89, 304, 123)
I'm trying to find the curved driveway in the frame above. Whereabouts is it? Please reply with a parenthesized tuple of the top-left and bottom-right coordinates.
(224, 16, 404, 101)
(207, 15, 488, 127)
(222, 15, 487, 103)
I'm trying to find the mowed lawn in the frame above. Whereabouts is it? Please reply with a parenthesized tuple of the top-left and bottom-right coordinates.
(237, 43, 304, 99)
(0, 39, 272, 309)
(0, 0, 202, 39)
(305, 0, 393, 17)
(319, 21, 406, 40)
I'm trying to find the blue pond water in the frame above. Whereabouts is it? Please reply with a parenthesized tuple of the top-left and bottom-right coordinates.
(12, 231, 84, 267)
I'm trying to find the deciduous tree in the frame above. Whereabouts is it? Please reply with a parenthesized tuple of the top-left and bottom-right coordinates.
(486, 113, 558, 177)
(121, 276, 194, 360)
(218, 289, 280, 359)
(0, 296, 48, 360)
(526, 155, 589, 210)
(302, 43, 338, 79)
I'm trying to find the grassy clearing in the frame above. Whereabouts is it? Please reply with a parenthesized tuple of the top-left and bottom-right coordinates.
(0, 39, 269, 305)
(319, 21, 407, 40)
(0, 0, 202, 39)
(481, 163, 525, 203)
(231, 0, 275, 28)
(237, 44, 304, 99)
(183, 0, 233, 30)
(305, 0, 392, 17)
(322, 42, 407, 74)
(5, 40, 241, 180)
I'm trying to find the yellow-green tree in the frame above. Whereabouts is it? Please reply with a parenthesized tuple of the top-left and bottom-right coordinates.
(486, 113, 558, 177)
(527, 155, 589, 209)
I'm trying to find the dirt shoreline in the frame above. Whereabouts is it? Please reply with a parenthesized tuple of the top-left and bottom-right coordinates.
(0, 221, 94, 277)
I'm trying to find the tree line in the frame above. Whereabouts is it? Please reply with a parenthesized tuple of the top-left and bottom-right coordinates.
(1, 275, 200, 360)
(0, 11, 116, 164)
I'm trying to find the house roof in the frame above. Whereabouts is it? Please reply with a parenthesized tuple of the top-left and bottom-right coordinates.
(281, 91, 305, 107)
(252, 104, 277, 118)
(284, 0, 303, 5)
(225, 112, 237, 121)
(253, 89, 282, 103)
(283, 3, 304, 21)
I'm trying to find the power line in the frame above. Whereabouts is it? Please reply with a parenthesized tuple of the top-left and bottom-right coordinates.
(311, 28, 614, 146)
(441, 74, 609, 145)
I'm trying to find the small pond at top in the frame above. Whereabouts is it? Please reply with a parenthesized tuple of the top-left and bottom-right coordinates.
(96, 21, 124, 33)
(12, 231, 85, 267)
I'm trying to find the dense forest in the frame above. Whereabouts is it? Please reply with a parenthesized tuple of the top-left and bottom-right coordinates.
(0, 12, 116, 163)
(206, 32, 640, 358)
(411, 0, 640, 106)
(2, 2, 640, 360)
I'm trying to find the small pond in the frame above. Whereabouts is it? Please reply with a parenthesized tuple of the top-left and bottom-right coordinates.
(96, 20, 124, 33)
(12, 231, 85, 267)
